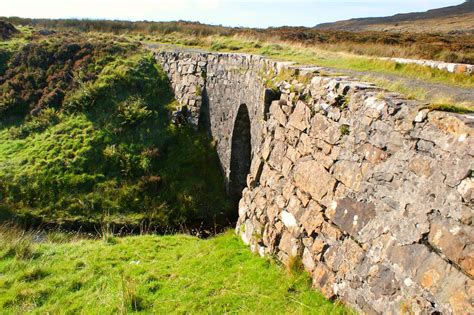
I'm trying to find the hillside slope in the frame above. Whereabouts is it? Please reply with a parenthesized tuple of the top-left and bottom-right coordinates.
(316, 0, 474, 33)
(0, 229, 352, 314)
(0, 31, 230, 231)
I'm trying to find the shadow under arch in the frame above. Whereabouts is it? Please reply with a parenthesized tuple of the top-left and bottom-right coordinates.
(229, 103, 252, 218)
(198, 86, 211, 134)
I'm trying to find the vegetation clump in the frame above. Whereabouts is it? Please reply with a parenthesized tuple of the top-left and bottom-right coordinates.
(428, 103, 474, 114)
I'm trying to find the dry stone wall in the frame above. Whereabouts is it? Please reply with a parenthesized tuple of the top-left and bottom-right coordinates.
(155, 49, 473, 314)
(380, 57, 474, 75)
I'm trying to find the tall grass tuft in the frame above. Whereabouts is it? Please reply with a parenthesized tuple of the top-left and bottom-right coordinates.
(286, 255, 305, 276)
(120, 272, 147, 313)
(0, 224, 36, 260)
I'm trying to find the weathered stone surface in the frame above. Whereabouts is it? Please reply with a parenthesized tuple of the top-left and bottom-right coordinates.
(293, 160, 336, 202)
(268, 141, 287, 171)
(413, 109, 429, 123)
(337, 238, 365, 278)
(288, 100, 311, 131)
(332, 161, 363, 192)
(261, 137, 272, 160)
(428, 217, 474, 277)
(286, 145, 301, 162)
(312, 263, 336, 298)
(368, 265, 400, 300)
(302, 247, 316, 272)
(270, 100, 288, 126)
(457, 176, 473, 203)
(408, 156, 432, 177)
(286, 195, 304, 221)
(248, 155, 264, 187)
(312, 151, 333, 169)
(300, 202, 324, 235)
(297, 133, 313, 156)
(311, 114, 341, 145)
(279, 231, 300, 257)
(386, 243, 431, 278)
(281, 211, 298, 229)
(331, 198, 376, 236)
(358, 143, 389, 164)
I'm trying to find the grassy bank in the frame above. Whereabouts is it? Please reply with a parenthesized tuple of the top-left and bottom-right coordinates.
(0, 31, 230, 230)
(0, 227, 352, 314)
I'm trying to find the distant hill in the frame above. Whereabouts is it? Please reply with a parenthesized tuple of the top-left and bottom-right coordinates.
(315, 0, 474, 33)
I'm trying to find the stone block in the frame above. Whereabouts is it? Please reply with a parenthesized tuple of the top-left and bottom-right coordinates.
(293, 160, 336, 203)
(302, 247, 316, 272)
(368, 265, 400, 300)
(300, 202, 324, 235)
(310, 114, 341, 145)
(270, 100, 288, 126)
(278, 230, 300, 257)
(428, 217, 474, 277)
(358, 143, 389, 164)
(331, 197, 376, 236)
(312, 263, 336, 298)
(332, 160, 363, 192)
(268, 141, 287, 171)
(408, 156, 432, 177)
(288, 100, 311, 131)
(281, 211, 298, 229)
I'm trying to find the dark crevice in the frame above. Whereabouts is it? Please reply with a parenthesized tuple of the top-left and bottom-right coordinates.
(198, 86, 211, 134)
(229, 104, 252, 222)
(264, 88, 281, 121)
(319, 244, 331, 262)
(419, 230, 473, 280)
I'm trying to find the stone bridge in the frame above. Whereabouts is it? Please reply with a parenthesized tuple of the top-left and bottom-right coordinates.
(155, 50, 473, 314)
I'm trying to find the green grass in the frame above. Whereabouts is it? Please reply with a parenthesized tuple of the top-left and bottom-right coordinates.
(0, 228, 352, 314)
(360, 75, 474, 112)
(428, 103, 474, 114)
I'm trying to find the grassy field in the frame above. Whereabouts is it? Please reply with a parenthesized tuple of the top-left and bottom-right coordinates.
(0, 227, 352, 314)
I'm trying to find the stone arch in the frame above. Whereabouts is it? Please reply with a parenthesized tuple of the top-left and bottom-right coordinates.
(229, 104, 252, 213)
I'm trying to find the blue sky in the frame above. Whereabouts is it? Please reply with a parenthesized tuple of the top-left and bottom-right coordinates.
(0, 0, 464, 28)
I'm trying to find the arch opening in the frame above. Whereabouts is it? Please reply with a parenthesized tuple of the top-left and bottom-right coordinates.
(198, 86, 211, 134)
(263, 88, 281, 121)
(229, 104, 251, 217)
